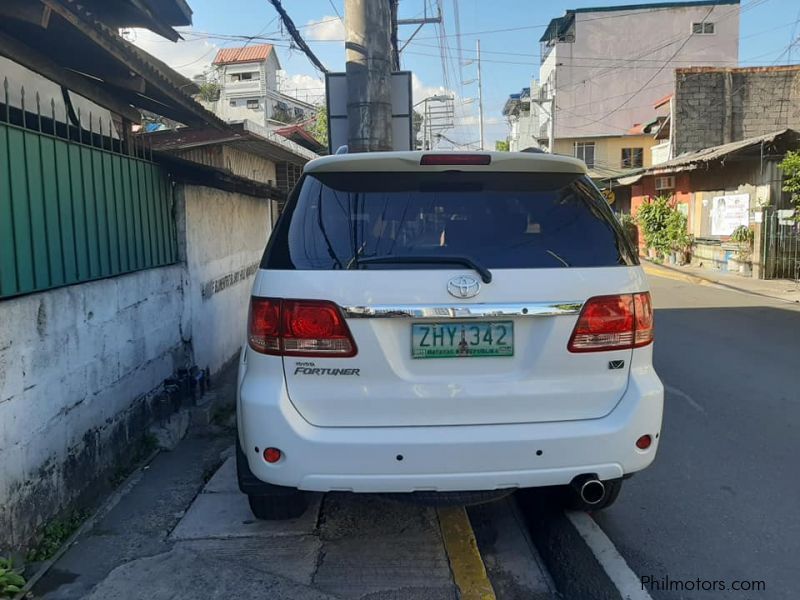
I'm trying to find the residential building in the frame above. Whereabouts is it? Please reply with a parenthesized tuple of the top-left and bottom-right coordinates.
(206, 44, 317, 128)
(537, 0, 740, 175)
(621, 129, 798, 279)
(502, 82, 544, 151)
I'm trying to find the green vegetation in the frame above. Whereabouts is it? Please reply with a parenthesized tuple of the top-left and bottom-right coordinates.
(778, 150, 800, 220)
(731, 225, 755, 261)
(26, 511, 88, 563)
(0, 557, 26, 598)
(617, 213, 638, 247)
(637, 195, 690, 260)
(495, 140, 509, 151)
(310, 105, 328, 147)
(197, 81, 221, 103)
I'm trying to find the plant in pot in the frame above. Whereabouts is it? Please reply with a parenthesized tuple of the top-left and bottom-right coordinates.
(730, 225, 754, 275)
(636, 195, 673, 262)
(665, 209, 690, 266)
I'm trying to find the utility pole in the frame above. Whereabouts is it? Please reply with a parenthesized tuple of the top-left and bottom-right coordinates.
(345, 0, 393, 152)
(476, 39, 484, 150)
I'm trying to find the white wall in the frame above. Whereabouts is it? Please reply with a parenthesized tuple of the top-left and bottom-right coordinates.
(178, 185, 272, 377)
(544, 3, 739, 139)
(0, 183, 273, 553)
(0, 266, 186, 550)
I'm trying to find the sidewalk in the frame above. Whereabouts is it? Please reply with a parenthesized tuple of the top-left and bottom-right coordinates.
(32, 368, 554, 600)
(641, 259, 800, 304)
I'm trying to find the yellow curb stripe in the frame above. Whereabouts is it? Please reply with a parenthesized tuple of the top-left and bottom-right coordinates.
(642, 264, 705, 285)
(437, 506, 496, 600)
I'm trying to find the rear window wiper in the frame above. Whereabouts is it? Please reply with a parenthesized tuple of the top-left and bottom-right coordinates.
(353, 255, 492, 283)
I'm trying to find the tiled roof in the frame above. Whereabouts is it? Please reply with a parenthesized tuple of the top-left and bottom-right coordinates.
(213, 44, 273, 65)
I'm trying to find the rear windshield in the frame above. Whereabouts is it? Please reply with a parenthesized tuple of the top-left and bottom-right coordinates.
(262, 171, 636, 270)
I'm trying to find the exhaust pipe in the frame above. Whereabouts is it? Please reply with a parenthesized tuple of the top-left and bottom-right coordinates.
(571, 475, 606, 506)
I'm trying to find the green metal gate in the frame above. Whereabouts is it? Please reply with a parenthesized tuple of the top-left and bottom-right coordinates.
(0, 79, 177, 300)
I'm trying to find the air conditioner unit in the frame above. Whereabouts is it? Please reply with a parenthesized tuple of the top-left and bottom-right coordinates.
(655, 175, 675, 191)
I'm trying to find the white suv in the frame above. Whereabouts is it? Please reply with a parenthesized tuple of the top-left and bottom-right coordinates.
(236, 150, 663, 519)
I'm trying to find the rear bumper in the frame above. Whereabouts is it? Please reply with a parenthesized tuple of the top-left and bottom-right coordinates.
(237, 350, 664, 493)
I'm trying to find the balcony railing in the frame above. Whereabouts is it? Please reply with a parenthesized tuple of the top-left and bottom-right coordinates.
(224, 79, 261, 94)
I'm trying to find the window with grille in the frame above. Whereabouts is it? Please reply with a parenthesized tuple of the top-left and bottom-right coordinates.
(621, 147, 644, 168)
(692, 22, 714, 34)
(574, 142, 595, 168)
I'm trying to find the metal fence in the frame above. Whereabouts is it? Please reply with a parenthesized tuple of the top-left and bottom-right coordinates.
(762, 207, 800, 281)
(0, 77, 177, 300)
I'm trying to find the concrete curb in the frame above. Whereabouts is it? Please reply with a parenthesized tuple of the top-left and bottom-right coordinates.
(13, 449, 160, 600)
(641, 259, 800, 304)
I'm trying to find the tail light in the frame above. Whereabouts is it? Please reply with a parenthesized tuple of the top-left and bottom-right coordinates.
(567, 292, 653, 353)
(248, 297, 357, 357)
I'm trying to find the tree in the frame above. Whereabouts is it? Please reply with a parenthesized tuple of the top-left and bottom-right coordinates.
(495, 140, 509, 151)
(311, 105, 328, 147)
(779, 150, 800, 220)
(197, 81, 220, 103)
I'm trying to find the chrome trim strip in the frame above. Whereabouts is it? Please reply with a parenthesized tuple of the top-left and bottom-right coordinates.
(341, 302, 583, 319)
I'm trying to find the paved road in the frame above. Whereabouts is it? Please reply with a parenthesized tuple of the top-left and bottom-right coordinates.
(594, 274, 800, 599)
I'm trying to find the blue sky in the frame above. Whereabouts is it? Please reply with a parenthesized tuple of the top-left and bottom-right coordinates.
(134, 0, 800, 146)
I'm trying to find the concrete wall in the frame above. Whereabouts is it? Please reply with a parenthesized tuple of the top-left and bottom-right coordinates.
(178, 185, 271, 377)
(674, 66, 800, 154)
(222, 147, 277, 186)
(544, 3, 739, 140)
(0, 183, 272, 553)
(0, 266, 187, 551)
(172, 146, 277, 186)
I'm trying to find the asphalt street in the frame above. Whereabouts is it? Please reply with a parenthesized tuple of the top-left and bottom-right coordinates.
(593, 273, 800, 599)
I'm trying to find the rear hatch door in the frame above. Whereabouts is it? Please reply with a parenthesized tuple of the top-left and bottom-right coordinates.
(259, 167, 643, 427)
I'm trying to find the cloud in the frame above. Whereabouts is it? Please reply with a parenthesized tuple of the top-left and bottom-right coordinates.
(411, 73, 452, 105)
(454, 114, 504, 126)
(304, 16, 345, 41)
(128, 27, 218, 78)
(279, 73, 326, 104)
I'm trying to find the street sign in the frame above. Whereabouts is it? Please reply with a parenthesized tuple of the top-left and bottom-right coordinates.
(325, 71, 413, 154)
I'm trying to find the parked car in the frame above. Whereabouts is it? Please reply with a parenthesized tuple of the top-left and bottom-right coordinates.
(236, 150, 664, 519)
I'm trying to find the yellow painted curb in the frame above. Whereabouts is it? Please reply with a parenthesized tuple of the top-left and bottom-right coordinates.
(437, 506, 496, 600)
(642, 264, 706, 285)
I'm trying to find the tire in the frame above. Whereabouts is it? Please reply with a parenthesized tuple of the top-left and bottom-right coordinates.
(562, 478, 623, 512)
(247, 492, 309, 520)
(236, 435, 309, 520)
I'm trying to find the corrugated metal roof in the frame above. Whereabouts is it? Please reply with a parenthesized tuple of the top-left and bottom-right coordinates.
(617, 129, 799, 184)
(43, 0, 227, 129)
(213, 44, 274, 65)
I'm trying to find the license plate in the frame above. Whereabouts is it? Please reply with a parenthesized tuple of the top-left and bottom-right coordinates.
(411, 321, 514, 359)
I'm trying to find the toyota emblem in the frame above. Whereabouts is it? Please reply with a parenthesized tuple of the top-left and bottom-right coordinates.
(447, 275, 481, 299)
